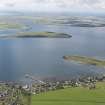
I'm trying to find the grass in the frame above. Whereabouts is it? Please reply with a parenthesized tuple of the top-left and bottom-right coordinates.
(31, 82, 105, 105)
(63, 56, 105, 68)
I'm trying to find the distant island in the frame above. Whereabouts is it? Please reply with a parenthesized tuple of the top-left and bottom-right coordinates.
(23, 16, 105, 27)
(0, 23, 28, 30)
(0, 31, 71, 38)
(63, 56, 105, 67)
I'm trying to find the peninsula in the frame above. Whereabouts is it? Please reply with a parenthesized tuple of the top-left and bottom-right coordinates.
(63, 56, 105, 67)
(0, 31, 71, 38)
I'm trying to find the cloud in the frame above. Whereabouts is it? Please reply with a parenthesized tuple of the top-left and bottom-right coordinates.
(0, 0, 105, 12)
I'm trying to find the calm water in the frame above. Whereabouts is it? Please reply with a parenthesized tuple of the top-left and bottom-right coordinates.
(0, 15, 105, 81)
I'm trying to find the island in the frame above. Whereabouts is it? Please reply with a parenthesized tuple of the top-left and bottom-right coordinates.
(0, 31, 71, 38)
(63, 56, 105, 67)
(22, 16, 105, 27)
(17, 31, 71, 38)
(0, 23, 28, 30)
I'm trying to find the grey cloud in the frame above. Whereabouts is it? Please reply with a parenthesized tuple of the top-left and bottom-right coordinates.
(0, 0, 105, 11)
(80, 0, 100, 4)
(32, 0, 49, 3)
(5, 3, 15, 7)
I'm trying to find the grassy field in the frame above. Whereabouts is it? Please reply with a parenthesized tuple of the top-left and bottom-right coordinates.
(63, 56, 105, 68)
(31, 82, 105, 105)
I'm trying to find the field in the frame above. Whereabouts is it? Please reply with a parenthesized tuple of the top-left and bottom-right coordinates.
(31, 82, 105, 105)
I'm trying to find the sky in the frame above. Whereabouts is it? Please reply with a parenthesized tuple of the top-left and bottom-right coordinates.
(0, 0, 105, 12)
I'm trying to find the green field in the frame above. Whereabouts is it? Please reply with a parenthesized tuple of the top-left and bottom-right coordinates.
(31, 82, 105, 105)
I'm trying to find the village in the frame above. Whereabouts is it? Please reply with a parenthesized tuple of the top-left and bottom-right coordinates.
(23, 74, 105, 95)
(0, 81, 30, 105)
(0, 75, 105, 105)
